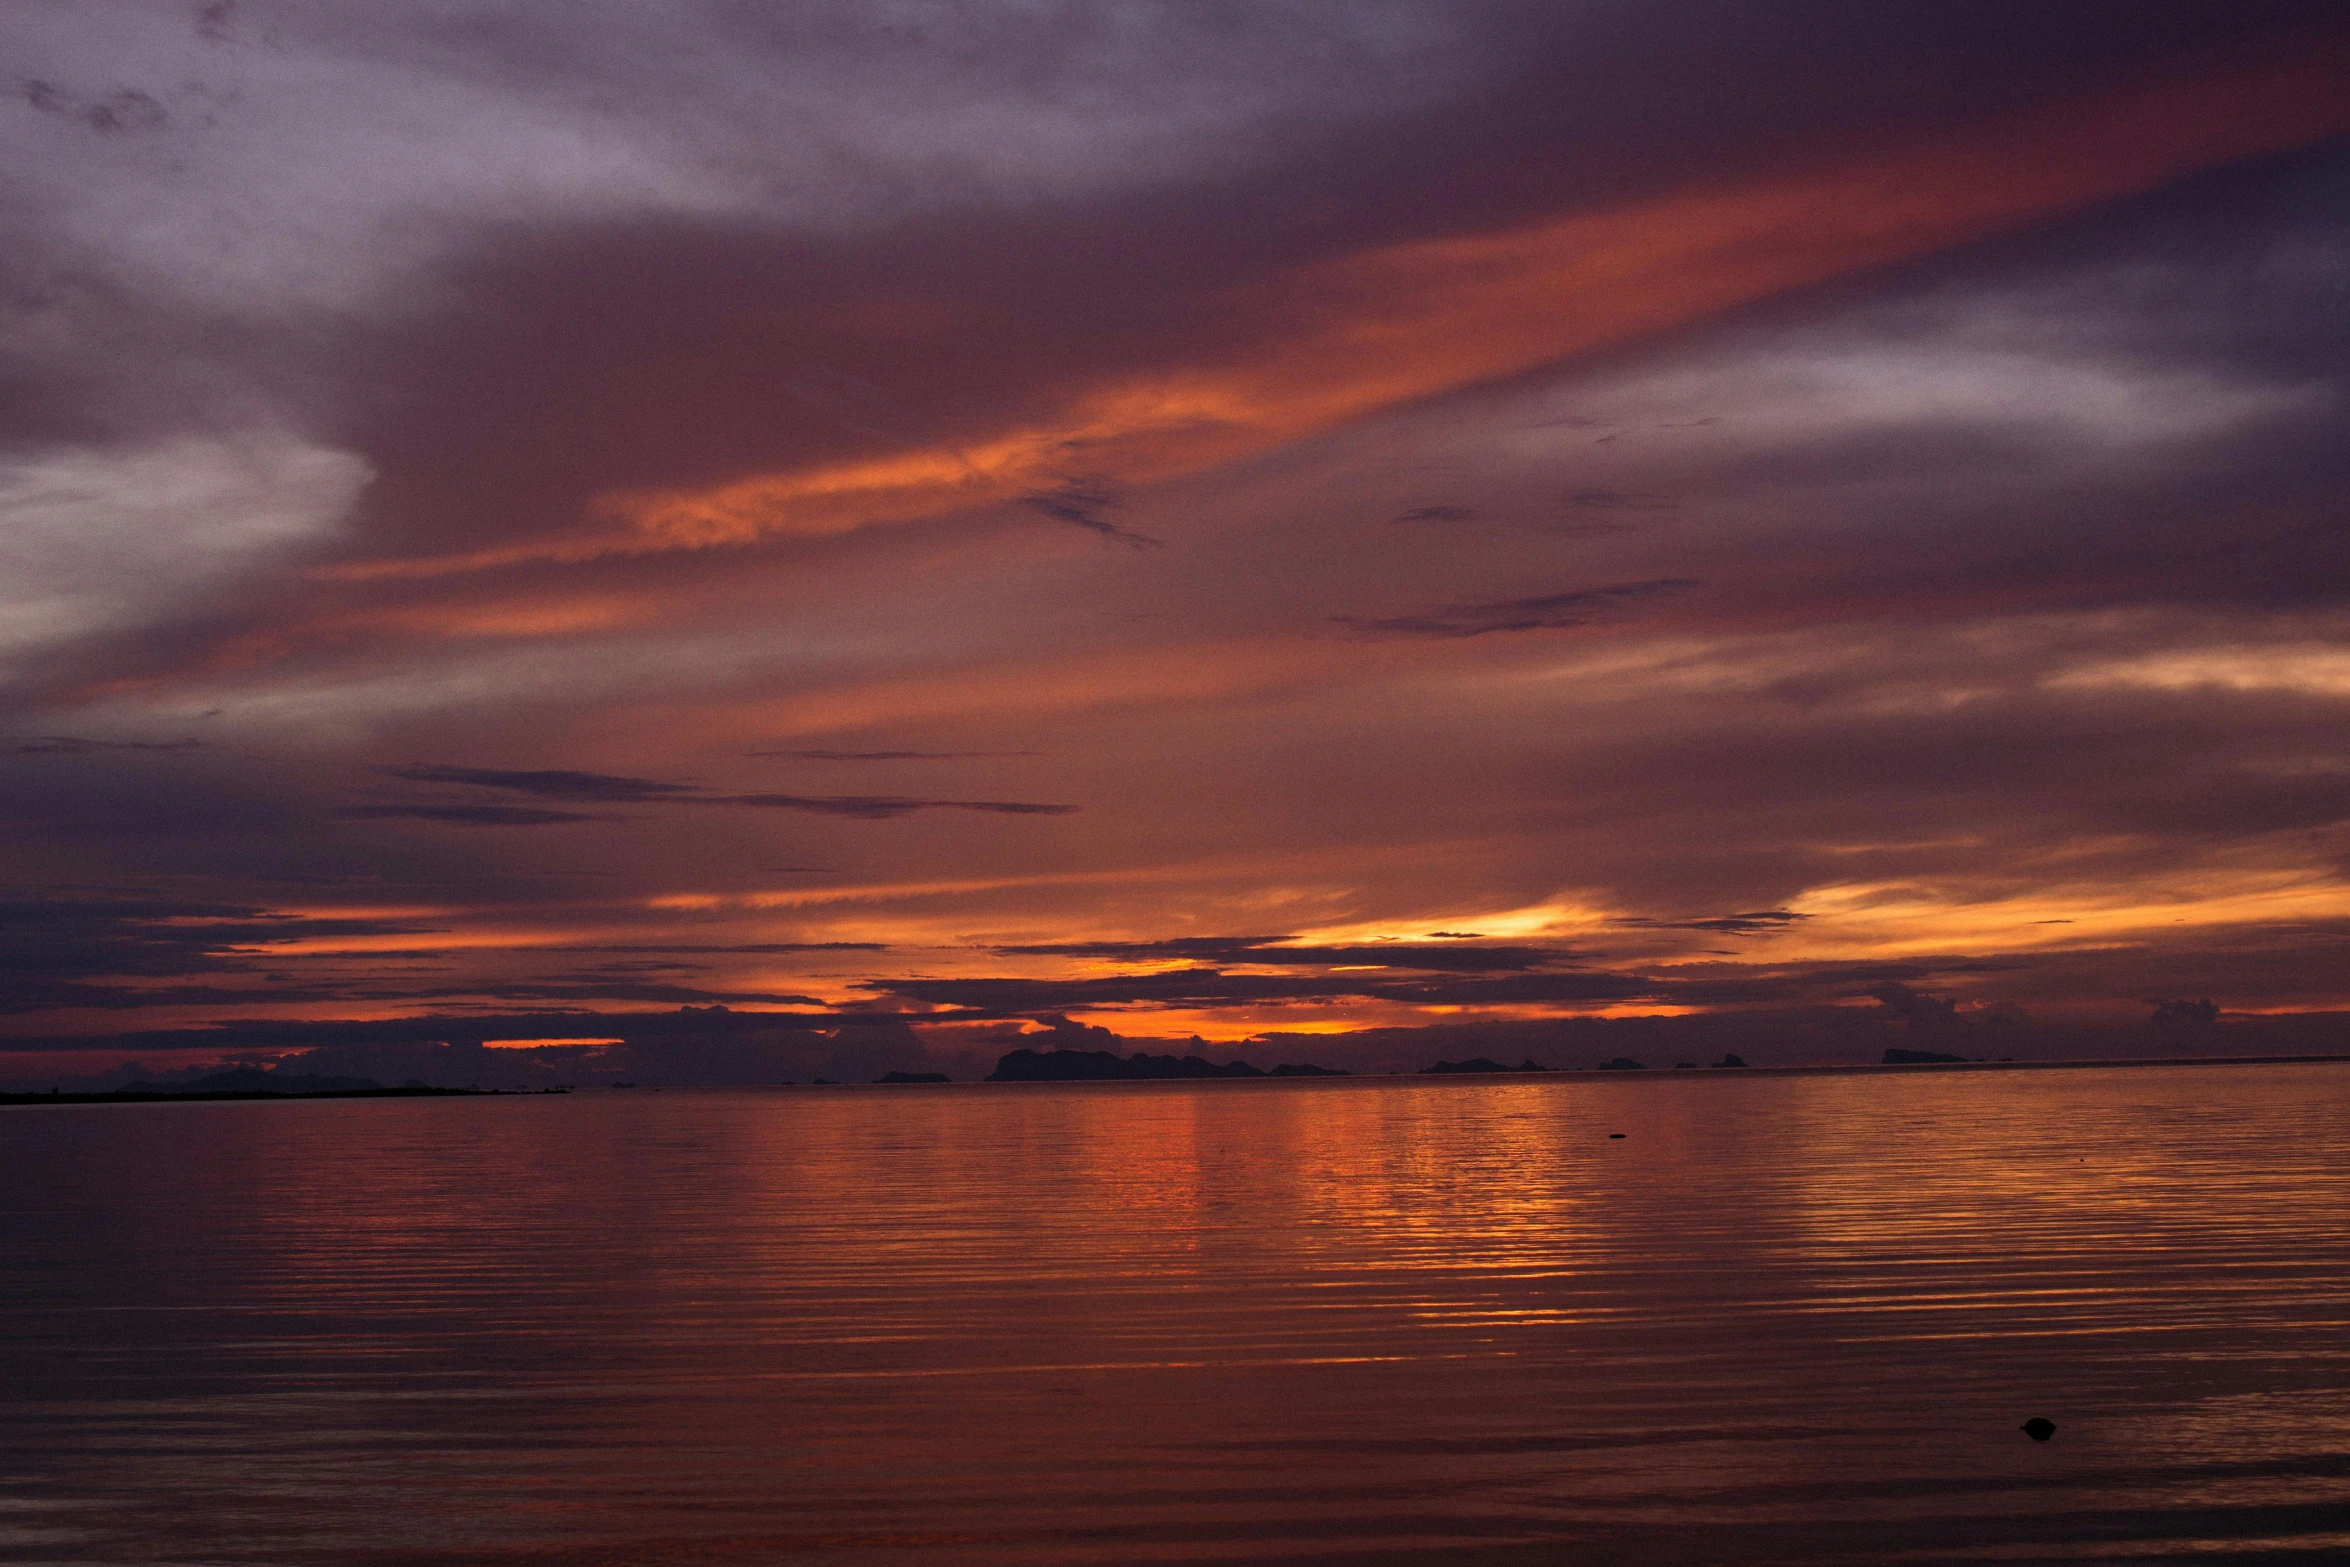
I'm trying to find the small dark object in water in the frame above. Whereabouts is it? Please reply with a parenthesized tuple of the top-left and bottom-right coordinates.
(2020, 1417, 2056, 1442)
(1608, 1133, 1626, 1139)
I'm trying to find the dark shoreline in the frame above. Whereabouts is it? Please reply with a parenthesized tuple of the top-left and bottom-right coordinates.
(6, 1052, 2345, 1106)
(1425, 1051, 2350, 1081)
(0, 1085, 501, 1108)
(967, 1051, 2350, 1086)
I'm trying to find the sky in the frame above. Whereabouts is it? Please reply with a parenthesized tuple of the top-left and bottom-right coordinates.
(5, 1, 2349, 1087)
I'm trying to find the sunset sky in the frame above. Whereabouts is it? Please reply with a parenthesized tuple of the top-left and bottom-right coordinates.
(6, 2, 2349, 1085)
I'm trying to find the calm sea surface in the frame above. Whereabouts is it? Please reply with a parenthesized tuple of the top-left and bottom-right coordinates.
(3, 1065, 2347, 1565)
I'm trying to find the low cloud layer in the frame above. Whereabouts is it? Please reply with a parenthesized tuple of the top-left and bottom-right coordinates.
(348, 763, 1079, 820)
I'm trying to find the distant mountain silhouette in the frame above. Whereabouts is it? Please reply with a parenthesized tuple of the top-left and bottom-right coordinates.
(1596, 1057, 1646, 1070)
(1269, 1062, 1348, 1076)
(1883, 1048, 1969, 1064)
(989, 1048, 1266, 1081)
(184, 1068, 386, 1093)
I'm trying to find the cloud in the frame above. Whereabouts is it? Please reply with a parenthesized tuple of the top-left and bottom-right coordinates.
(7, 9, 2350, 1063)
(1336, 578, 1698, 637)
(378, 764, 697, 801)
(245, 936, 1988, 1031)
(331, 804, 602, 826)
(361, 981, 822, 1006)
(1017, 477, 1163, 549)
(0, 895, 444, 1014)
(22, 81, 168, 136)
(547, 942, 886, 955)
(723, 793, 1077, 818)
(10, 735, 205, 754)
(994, 935, 1575, 973)
(749, 749, 1040, 761)
(1619, 910, 1810, 935)
(1592, 416, 1722, 445)
(0, 435, 371, 675)
(864, 965, 1661, 1017)
(1569, 490, 1677, 511)
(362, 763, 1075, 818)
(0, 896, 439, 977)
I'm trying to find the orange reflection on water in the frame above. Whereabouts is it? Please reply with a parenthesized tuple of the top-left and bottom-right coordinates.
(9, 1065, 2348, 1564)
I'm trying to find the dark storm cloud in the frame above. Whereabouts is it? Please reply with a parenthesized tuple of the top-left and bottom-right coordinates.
(1336, 579, 1699, 638)
(995, 935, 1574, 972)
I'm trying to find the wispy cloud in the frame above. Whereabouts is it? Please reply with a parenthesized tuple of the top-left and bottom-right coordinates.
(11, 736, 206, 754)
(356, 764, 1078, 820)
(995, 935, 1575, 972)
(8, 6, 2350, 1063)
(1017, 476, 1163, 549)
(332, 803, 604, 826)
(1619, 910, 1810, 936)
(749, 750, 1042, 761)
(1337, 579, 1698, 637)
(726, 794, 1077, 818)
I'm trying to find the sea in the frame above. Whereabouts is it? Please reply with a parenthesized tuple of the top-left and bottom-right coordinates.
(3, 1063, 2346, 1565)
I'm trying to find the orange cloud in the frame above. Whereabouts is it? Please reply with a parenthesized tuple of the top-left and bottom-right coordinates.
(594, 28, 2350, 559)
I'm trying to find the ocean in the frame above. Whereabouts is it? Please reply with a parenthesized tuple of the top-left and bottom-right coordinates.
(4, 1064, 2346, 1564)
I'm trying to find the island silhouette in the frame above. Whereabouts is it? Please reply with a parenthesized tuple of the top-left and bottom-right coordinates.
(987, 1048, 1345, 1082)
